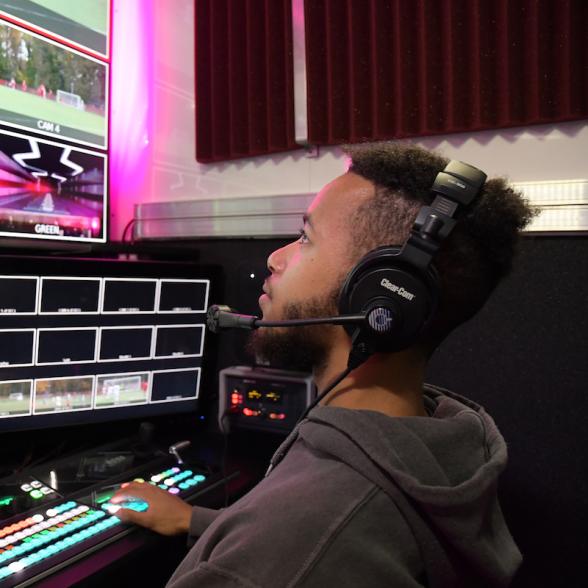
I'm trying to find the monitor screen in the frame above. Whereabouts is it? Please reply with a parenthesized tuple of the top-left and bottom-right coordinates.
(154, 325, 204, 358)
(151, 368, 201, 403)
(95, 371, 149, 409)
(0, 0, 110, 59)
(40, 277, 101, 313)
(102, 279, 157, 313)
(36, 328, 97, 364)
(0, 129, 107, 242)
(0, 330, 35, 366)
(98, 327, 153, 361)
(0, 276, 38, 313)
(0, 379, 33, 417)
(158, 280, 209, 313)
(0, 256, 215, 432)
(0, 19, 108, 148)
(33, 375, 94, 413)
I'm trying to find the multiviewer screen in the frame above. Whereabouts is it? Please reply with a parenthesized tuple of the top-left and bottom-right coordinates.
(0, 256, 213, 431)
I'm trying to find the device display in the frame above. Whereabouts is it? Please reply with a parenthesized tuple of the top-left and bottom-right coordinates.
(158, 279, 209, 313)
(0, 330, 35, 366)
(0, 0, 110, 58)
(98, 327, 153, 361)
(40, 277, 101, 313)
(34, 375, 94, 414)
(151, 368, 200, 402)
(0, 276, 38, 314)
(0, 20, 108, 148)
(0, 130, 107, 243)
(0, 380, 32, 417)
(0, 256, 213, 433)
(95, 372, 149, 408)
(102, 279, 157, 313)
(36, 328, 97, 364)
(154, 325, 204, 358)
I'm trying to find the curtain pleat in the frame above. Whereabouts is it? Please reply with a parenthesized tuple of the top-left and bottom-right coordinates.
(304, 0, 588, 145)
(195, 0, 296, 163)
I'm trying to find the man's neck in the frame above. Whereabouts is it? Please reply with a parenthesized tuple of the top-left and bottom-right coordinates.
(315, 346, 428, 418)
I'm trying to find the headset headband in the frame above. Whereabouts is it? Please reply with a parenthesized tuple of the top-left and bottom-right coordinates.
(398, 160, 487, 271)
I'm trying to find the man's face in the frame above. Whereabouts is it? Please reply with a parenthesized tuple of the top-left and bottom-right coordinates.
(249, 172, 374, 371)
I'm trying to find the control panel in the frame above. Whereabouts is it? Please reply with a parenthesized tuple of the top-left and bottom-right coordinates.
(0, 462, 216, 587)
(219, 366, 315, 434)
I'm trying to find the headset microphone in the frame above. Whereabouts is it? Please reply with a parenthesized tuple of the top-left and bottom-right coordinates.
(206, 304, 366, 334)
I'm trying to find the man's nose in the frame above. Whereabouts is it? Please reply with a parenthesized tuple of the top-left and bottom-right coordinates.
(267, 243, 291, 274)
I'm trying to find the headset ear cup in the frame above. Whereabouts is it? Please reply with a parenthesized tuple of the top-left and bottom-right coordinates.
(339, 247, 438, 352)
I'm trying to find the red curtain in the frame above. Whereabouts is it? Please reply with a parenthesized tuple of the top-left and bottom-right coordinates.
(304, 0, 588, 144)
(195, 0, 297, 163)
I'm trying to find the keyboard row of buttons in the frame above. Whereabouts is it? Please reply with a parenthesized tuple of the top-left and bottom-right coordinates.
(0, 511, 119, 580)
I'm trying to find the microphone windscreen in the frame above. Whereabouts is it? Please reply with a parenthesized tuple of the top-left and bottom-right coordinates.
(206, 304, 235, 333)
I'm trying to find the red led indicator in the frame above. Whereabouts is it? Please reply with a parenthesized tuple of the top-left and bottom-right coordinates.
(242, 407, 261, 417)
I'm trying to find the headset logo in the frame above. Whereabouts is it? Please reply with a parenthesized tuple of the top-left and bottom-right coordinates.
(380, 278, 415, 301)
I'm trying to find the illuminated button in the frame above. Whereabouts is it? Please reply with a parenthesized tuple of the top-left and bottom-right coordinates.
(170, 467, 180, 474)
(194, 475, 206, 483)
(150, 475, 162, 483)
(168, 487, 180, 495)
(163, 478, 175, 486)
(20, 484, 32, 492)
(41, 487, 53, 495)
(30, 481, 42, 489)
(269, 412, 286, 420)
(8, 560, 25, 572)
(133, 478, 145, 483)
(31, 514, 44, 523)
(242, 407, 261, 417)
(179, 482, 189, 490)
(30, 490, 43, 499)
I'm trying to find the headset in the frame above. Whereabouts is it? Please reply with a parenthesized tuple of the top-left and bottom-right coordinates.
(338, 159, 487, 360)
(208, 159, 487, 376)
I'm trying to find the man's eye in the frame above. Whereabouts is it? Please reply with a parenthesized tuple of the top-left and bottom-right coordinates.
(297, 228, 309, 244)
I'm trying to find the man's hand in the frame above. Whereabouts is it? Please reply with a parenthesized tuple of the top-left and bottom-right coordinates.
(110, 481, 192, 536)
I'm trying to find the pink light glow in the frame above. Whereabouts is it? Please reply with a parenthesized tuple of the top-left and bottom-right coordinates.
(109, 0, 154, 240)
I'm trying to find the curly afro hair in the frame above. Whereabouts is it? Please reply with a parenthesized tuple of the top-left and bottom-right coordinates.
(344, 141, 537, 354)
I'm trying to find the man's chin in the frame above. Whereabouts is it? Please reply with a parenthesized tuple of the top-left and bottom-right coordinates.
(247, 325, 328, 373)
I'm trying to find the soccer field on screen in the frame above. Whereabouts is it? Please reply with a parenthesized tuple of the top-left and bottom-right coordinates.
(0, 85, 106, 144)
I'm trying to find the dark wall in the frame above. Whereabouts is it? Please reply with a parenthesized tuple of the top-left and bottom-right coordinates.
(426, 236, 588, 588)
(189, 234, 587, 587)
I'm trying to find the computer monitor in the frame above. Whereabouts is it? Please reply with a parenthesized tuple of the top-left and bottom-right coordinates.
(0, 14, 109, 245)
(0, 255, 215, 432)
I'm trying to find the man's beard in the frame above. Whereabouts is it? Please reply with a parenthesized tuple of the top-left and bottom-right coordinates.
(247, 288, 340, 374)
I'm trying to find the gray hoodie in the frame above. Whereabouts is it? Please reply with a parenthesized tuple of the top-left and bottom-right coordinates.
(167, 385, 521, 587)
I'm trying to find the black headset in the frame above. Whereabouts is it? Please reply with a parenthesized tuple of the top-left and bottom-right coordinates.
(338, 160, 487, 357)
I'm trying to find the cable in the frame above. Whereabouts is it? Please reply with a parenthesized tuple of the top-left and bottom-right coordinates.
(296, 340, 373, 423)
(121, 218, 137, 243)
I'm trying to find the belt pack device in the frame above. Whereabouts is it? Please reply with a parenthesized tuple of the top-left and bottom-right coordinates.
(218, 366, 315, 434)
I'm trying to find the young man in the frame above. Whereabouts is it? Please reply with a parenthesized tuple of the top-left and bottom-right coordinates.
(113, 143, 535, 587)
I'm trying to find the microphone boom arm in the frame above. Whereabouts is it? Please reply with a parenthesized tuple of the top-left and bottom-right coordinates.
(254, 315, 365, 328)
